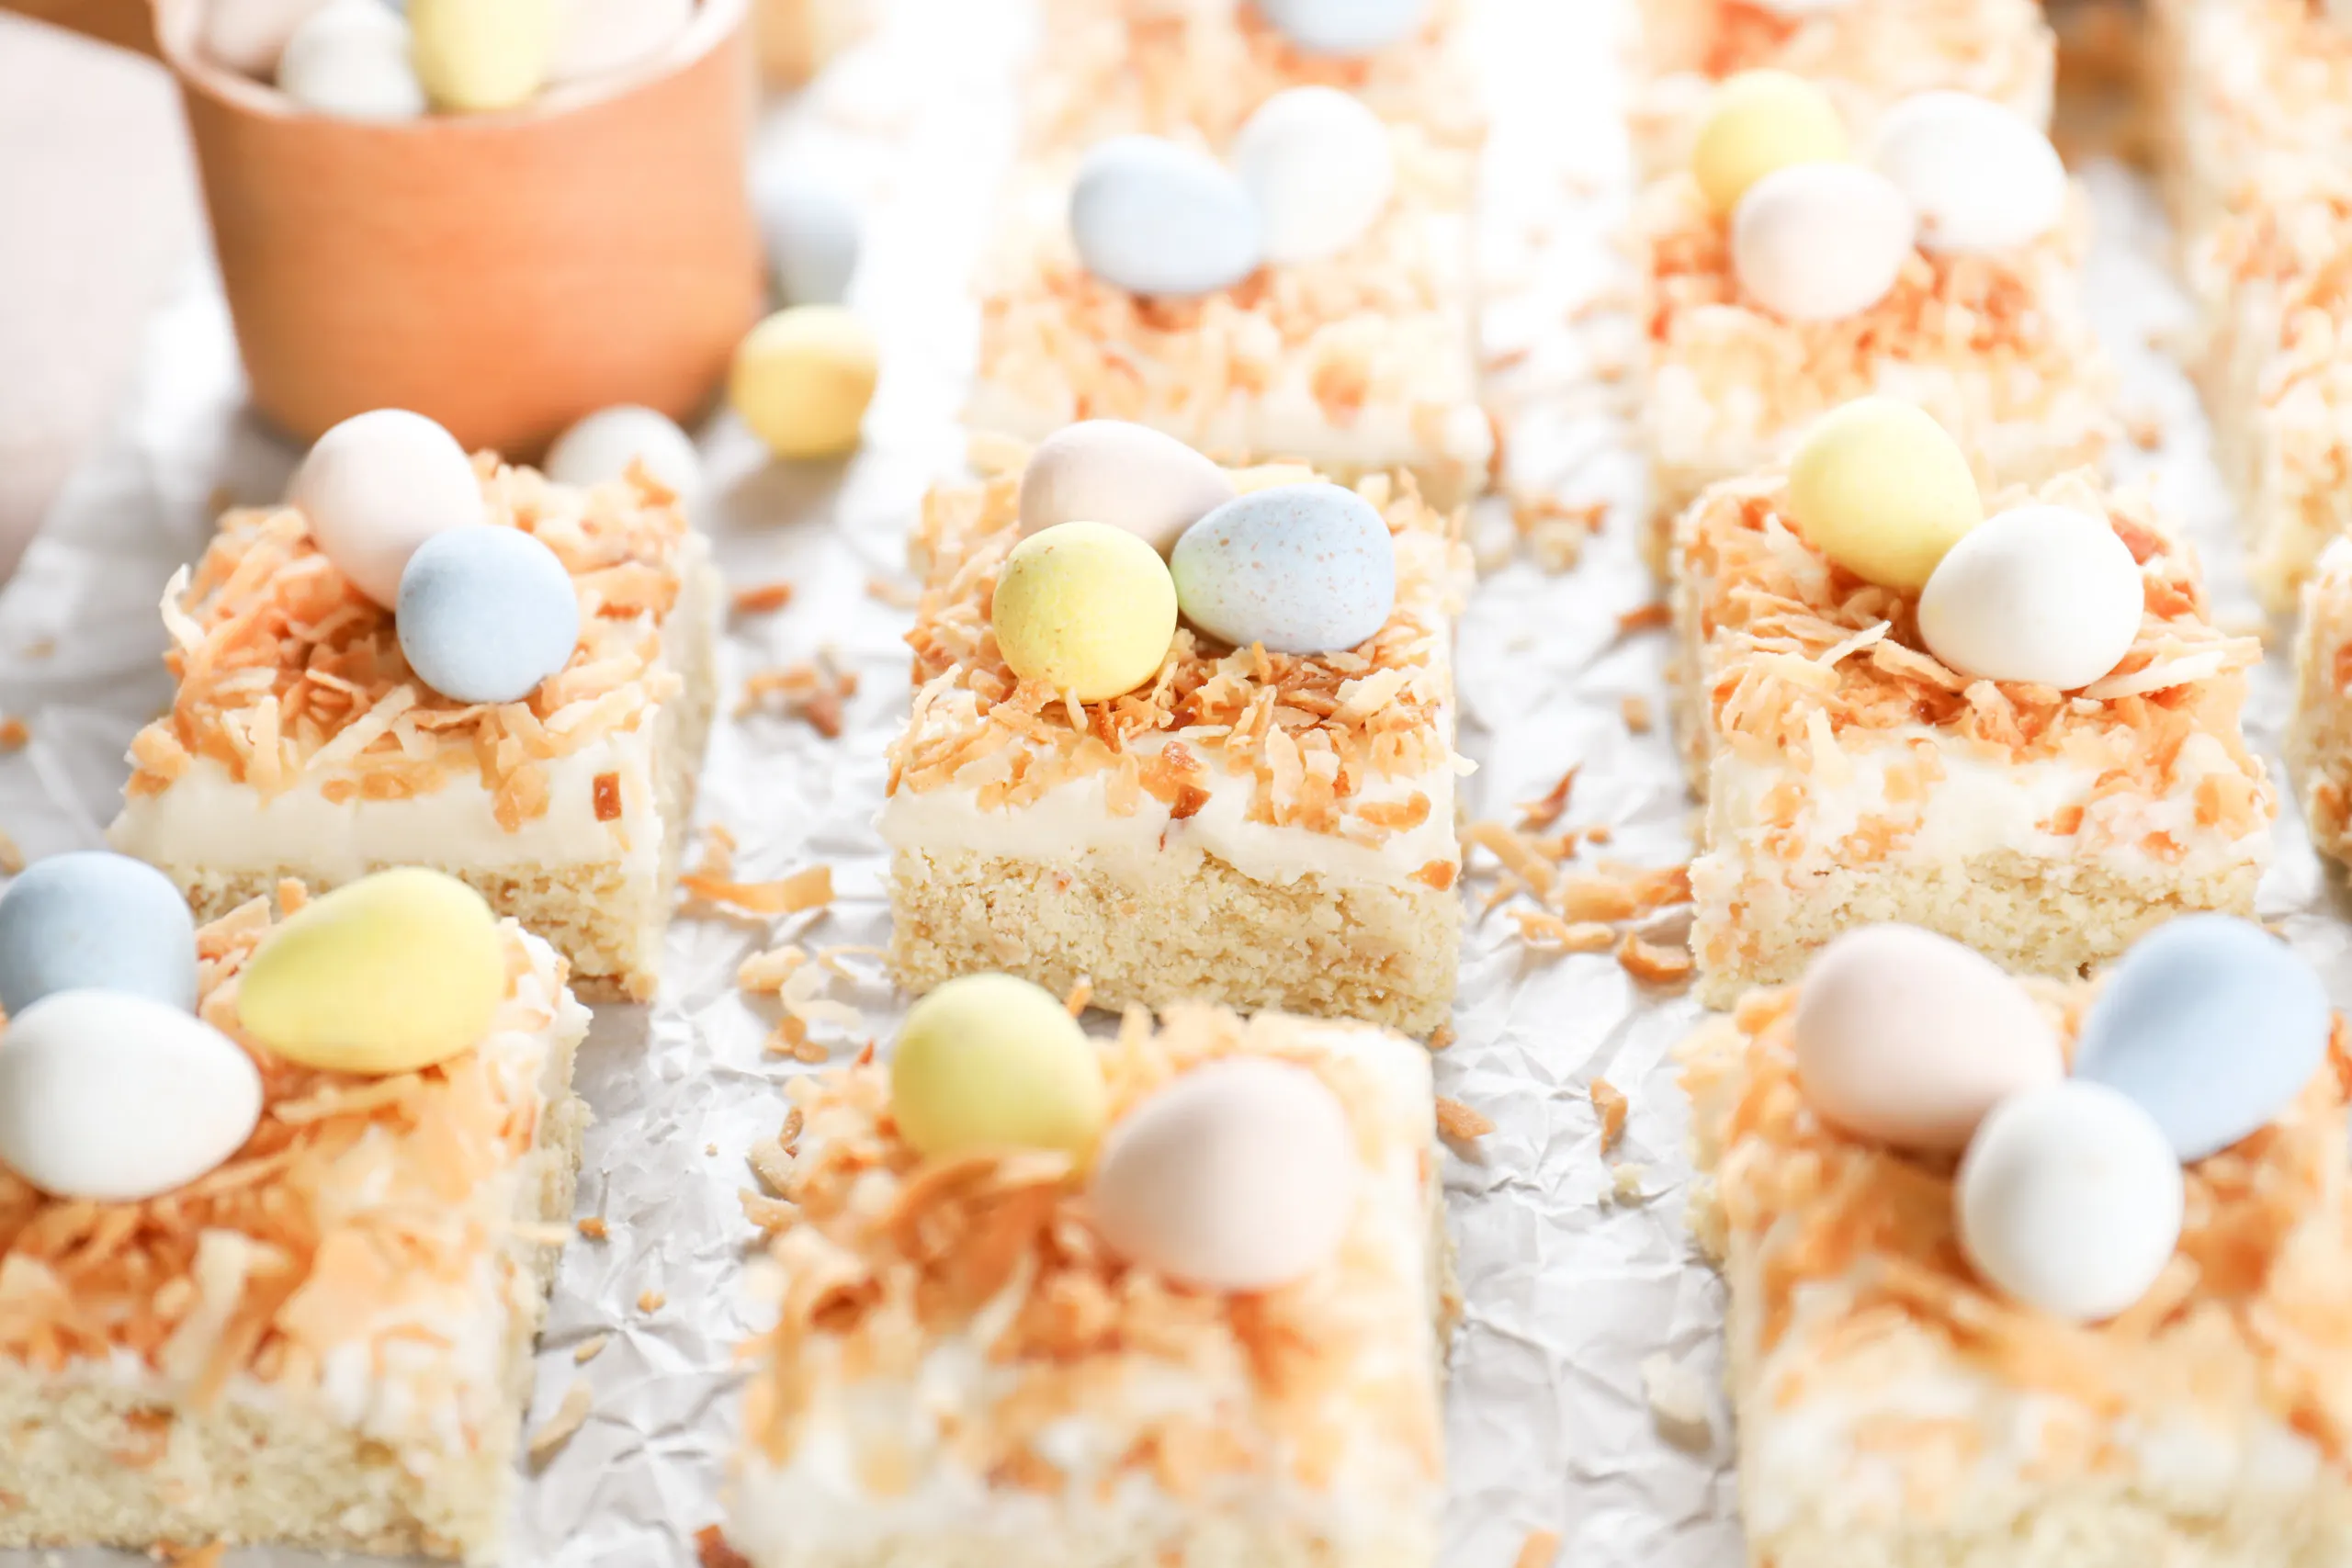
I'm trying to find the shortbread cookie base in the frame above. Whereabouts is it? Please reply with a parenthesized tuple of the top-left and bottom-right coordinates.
(887, 847, 1459, 1037)
(0, 1042, 588, 1563)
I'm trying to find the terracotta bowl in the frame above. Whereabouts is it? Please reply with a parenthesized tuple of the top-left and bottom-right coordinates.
(6, 0, 766, 459)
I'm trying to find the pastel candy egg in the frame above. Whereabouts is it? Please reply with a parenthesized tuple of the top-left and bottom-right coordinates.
(289, 409, 486, 606)
(1169, 482, 1396, 655)
(1017, 422, 1235, 556)
(0, 991, 263, 1201)
(1792, 924, 2062, 1152)
(1088, 1058, 1359, 1292)
(1917, 503, 2143, 690)
(203, 0, 335, 73)
(1692, 70, 1849, 216)
(1957, 1080, 2184, 1322)
(1070, 136, 1264, 299)
(1254, 0, 1427, 55)
(545, 405, 706, 517)
(756, 170, 862, 308)
(2073, 916, 2332, 1161)
(1787, 398, 1982, 590)
(397, 525, 581, 704)
(992, 522, 1179, 701)
(548, 0, 690, 83)
(408, 0, 557, 112)
(237, 869, 507, 1076)
(888, 973, 1106, 1159)
(1732, 162, 1916, 321)
(1871, 90, 2067, 255)
(0, 852, 198, 1017)
(277, 0, 425, 120)
(1231, 86, 1395, 265)
(729, 306, 879, 461)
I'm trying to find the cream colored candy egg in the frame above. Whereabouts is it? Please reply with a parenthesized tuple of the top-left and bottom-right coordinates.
(1691, 69, 1849, 216)
(1793, 924, 2064, 1152)
(1088, 1058, 1359, 1292)
(1917, 503, 2143, 690)
(1871, 90, 2066, 255)
(409, 0, 558, 113)
(0, 992, 263, 1202)
(991, 522, 1179, 701)
(1732, 162, 1915, 321)
(236, 869, 508, 1076)
(888, 974, 1107, 1158)
(1017, 421, 1236, 556)
(1786, 397, 1982, 590)
(729, 306, 879, 461)
(289, 408, 486, 605)
(1957, 1080, 2184, 1322)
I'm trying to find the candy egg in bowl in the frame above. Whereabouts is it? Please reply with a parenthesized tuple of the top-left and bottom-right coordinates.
(8, 0, 764, 461)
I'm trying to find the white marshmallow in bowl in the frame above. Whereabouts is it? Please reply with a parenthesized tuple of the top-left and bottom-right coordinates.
(1917, 503, 2144, 690)
(1231, 85, 1396, 265)
(1870, 90, 2067, 255)
(1731, 162, 1916, 321)
(548, 0, 693, 84)
(277, 0, 426, 121)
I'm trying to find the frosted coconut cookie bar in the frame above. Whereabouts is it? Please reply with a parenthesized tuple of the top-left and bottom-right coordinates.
(1671, 402, 2271, 1005)
(2149, 0, 2352, 244)
(108, 410, 721, 1001)
(0, 866, 591, 1562)
(729, 982, 1449, 1568)
(1627, 0, 2053, 178)
(1681, 918, 2352, 1568)
(887, 426, 1468, 1036)
(2286, 538, 2352, 865)
(1636, 75, 2112, 566)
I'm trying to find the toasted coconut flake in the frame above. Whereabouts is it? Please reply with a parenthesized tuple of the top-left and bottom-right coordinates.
(528, 1380, 594, 1463)
(740, 659, 861, 738)
(1437, 1097, 1494, 1142)
(696, 1527, 754, 1568)
(1591, 1079, 1630, 1150)
(638, 1288, 666, 1314)
(1514, 1530, 1563, 1568)
(0, 829, 21, 875)
(578, 1216, 609, 1241)
(1619, 933, 1695, 987)
(0, 717, 28, 751)
(684, 866, 834, 918)
(732, 581, 795, 615)
(573, 1333, 610, 1364)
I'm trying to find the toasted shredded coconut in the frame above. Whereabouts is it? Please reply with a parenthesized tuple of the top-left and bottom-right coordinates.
(573, 1333, 609, 1365)
(731, 581, 795, 615)
(1591, 1080, 1630, 1150)
(1514, 1529, 1563, 1568)
(695, 1525, 753, 1568)
(527, 1380, 594, 1462)
(683, 866, 835, 918)
(739, 658, 860, 737)
(1436, 1098, 1494, 1142)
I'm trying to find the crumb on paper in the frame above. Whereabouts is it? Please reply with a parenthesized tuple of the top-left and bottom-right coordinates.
(577, 1216, 609, 1241)
(1619, 932, 1695, 987)
(163, 1547, 224, 1568)
(1510, 495, 1605, 571)
(1436, 1097, 1494, 1142)
(682, 864, 835, 919)
(739, 942, 811, 993)
(1615, 601, 1670, 636)
(527, 1381, 594, 1463)
(1640, 1353, 1713, 1447)
(1429, 1022, 1455, 1051)
(573, 1333, 610, 1365)
(1063, 976, 1093, 1016)
(731, 581, 796, 615)
(0, 829, 24, 875)
(696, 1525, 754, 1568)
(866, 575, 921, 609)
(20, 637, 53, 660)
(1621, 694, 1653, 734)
(1514, 1529, 1563, 1568)
(1611, 1162, 1646, 1203)
(638, 1288, 666, 1314)
(275, 878, 309, 914)
(1517, 765, 1577, 831)
(1590, 1078, 1629, 1150)
(737, 658, 860, 738)
(0, 718, 27, 751)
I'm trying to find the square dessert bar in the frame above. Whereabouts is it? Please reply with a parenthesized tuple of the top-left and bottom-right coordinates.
(2289, 539, 2352, 866)
(1628, 0, 2053, 179)
(1680, 981, 2352, 1568)
(108, 460, 721, 1001)
(1636, 175, 2114, 568)
(886, 458, 1468, 1037)
(1672, 468, 2272, 1006)
(0, 896, 591, 1562)
(2150, 0, 2352, 245)
(729, 1004, 1450, 1568)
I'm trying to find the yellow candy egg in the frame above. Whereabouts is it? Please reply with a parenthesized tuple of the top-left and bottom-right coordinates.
(889, 974, 1107, 1159)
(991, 521, 1179, 701)
(729, 306, 879, 461)
(409, 0, 557, 113)
(1787, 398, 1984, 591)
(237, 869, 507, 1076)
(1692, 70, 1849, 216)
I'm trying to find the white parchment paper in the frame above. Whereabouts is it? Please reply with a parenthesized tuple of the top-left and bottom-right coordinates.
(2, 0, 2346, 1563)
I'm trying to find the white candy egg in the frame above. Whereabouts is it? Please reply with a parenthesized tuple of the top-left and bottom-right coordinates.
(1017, 421, 1235, 555)
(545, 405, 706, 517)
(1088, 1058, 1359, 1292)
(1230, 86, 1396, 265)
(1957, 1080, 2184, 1322)
(548, 0, 692, 83)
(1871, 90, 2067, 255)
(1916, 503, 2143, 690)
(0, 990, 263, 1202)
(277, 0, 425, 121)
(203, 0, 334, 73)
(288, 409, 486, 606)
(1793, 924, 2064, 1153)
(1731, 163, 1916, 321)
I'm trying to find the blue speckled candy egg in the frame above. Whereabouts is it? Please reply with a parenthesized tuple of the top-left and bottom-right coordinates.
(757, 169, 861, 308)
(0, 851, 198, 1016)
(1070, 136, 1263, 299)
(1256, 0, 1428, 56)
(1170, 482, 1396, 655)
(2072, 915, 2332, 1162)
(396, 525, 582, 704)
